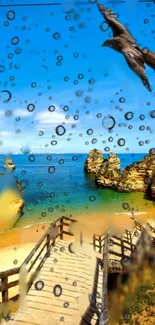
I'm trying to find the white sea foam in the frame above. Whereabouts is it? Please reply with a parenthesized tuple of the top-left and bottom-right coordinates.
(114, 211, 147, 216)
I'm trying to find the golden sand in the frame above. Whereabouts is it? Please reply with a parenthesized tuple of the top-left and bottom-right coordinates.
(0, 207, 154, 274)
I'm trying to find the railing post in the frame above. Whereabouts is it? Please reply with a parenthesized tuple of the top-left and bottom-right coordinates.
(99, 233, 109, 325)
(99, 236, 102, 253)
(46, 234, 50, 257)
(93, 235, 96, 251)
(2, 276, 8, 302)
(60, 217, 63, 240)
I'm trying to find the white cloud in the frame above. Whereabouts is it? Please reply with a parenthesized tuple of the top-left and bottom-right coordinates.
(34, 105, 78, 125)
(14, 108, 33, 117)
(0, 131, 11, 137)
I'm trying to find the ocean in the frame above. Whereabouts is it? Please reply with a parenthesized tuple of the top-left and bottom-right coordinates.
(0, 153, 153, 229)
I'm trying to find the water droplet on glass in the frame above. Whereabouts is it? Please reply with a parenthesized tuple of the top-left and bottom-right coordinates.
(53, 32, 61, 40)
(53, 284, 62, 297)
(102, 115, 115, 130)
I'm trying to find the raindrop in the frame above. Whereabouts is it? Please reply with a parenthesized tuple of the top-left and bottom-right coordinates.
(86, 128, 93, 135)
(60, 317, 64, 322)
(7, 10, 16, 20)
(76, 90, 83, 97)
(89, 195, 96, 202)
(15, 48, 21, 55)
(78, 22, 85, 29)
(102, 115, 115, 130)
(13, 259, 18, 265)
(59, 159, 64, 165)
(64, 302, 69, 308)
(11, 37, 19, 45)
(0, 65, 5, 73)
(51, 140, 57, 146)
(78, 74, 84, 79)
(47, 155, 52, 161)
(84, 96, 91, 103)
(29, 155, 35, 162)
(105, 147, 110, 152)
(27, 103, 35, 112)
(88, 78, 95, 85)
(72, 156, 78, 161)
(48, 166, 56, 174)
(48, 105, 56, 112)
(4, 21, 9, 27)
(63, 105, 69, 112)
(139, 114, 145, 120)
(35, 280, 44, 291)
(117, 138, 125, 146)
(53, 32, 61, 40)
(100, 21, 109, 31)
(38, 131, 44, 136)
(20, 146, 30, 154)
(57, 55, 63, 61)
(124, 112, 134, 120)
(119, 97, 125, 103)
(73, 52, 79, 58)
(55, 125, 66, 136)
(50, 193, 55, 199)
(53, 284, 62, 297)
(149, 148, 155, 155)
(122, 203, 129, 210)
(92, 138, 97, 144)
(31, 82, 36, 88)
(139, 125, 145, 131)
(139, 141, 144, 146)
(5, 110, 12, 117)
(149, 110, 155, 118)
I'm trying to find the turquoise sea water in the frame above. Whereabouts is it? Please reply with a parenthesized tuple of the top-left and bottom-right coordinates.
(0, 153, 154, 228)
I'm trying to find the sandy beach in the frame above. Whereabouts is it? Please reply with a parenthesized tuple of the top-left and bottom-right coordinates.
(0, 207, 154, 274)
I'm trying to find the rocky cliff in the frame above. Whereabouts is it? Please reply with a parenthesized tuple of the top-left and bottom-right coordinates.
(84, 149, 103, 174)
(84, 149, 155, 200)
(96, 153, 121, 189)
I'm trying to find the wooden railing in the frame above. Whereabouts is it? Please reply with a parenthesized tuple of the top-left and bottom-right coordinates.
(0, 216, 77, 303)
(93, 220, 155, 272)
(99, 233, 109, 325)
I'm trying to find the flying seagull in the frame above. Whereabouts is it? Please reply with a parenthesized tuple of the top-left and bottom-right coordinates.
(97, 2, 155, 92)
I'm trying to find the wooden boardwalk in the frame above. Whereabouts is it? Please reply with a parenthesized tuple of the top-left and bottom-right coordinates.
(6, 240, 104, 325)
(0, 217, 155, 325)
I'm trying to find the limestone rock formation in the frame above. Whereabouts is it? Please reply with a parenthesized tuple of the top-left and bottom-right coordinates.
(96, 153, 121, 188)
(84, 149, 103, 174)
(150, 174, 155, 199)
(0, 190, 24, 232)
(116, 153, 155, 194)
(84, 150, 155, 199)
(4, 157, 16, 171)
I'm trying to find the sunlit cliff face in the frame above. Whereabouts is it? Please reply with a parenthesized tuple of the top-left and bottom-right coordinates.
(0, 189, 24, 233)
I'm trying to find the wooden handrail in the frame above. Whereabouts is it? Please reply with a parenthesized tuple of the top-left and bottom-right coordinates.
(99, 233, 109, 325)
(0, 216, 76, 303)
(0, 267, 20, 279)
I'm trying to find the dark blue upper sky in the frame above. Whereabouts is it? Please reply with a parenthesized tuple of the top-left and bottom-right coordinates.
(0, 0, 154, 153)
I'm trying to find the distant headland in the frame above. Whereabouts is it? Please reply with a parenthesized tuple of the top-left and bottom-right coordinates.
(84, 149, 155, 200)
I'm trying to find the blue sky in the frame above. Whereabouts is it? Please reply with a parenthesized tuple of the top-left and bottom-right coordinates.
(0, 0, 154, 153)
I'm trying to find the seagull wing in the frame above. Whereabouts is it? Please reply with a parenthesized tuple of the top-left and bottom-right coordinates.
(122, 47, 152, 92)
(97, 3, 133, 39)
